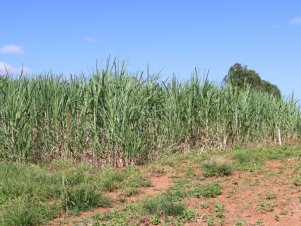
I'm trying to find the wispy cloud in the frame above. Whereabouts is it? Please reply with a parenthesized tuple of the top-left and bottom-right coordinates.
(85, 36, 96, 43)
(0, 61, 30, 75)
(289, 17, 301, 25)
(0, 45, 24, 54)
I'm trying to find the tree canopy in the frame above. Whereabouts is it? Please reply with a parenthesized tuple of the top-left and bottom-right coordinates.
(224, 63, 281, 98)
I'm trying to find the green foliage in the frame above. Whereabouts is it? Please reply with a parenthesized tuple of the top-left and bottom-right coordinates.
(224, 63, 281, 98)
(192, 182, 222, 198)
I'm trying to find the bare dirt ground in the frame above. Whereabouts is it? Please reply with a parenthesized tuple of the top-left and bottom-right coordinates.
(49, 158, 301, 226)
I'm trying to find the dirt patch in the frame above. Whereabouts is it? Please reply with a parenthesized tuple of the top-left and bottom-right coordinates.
(184, 160, 301, 225)
(48, 158, 301, 226)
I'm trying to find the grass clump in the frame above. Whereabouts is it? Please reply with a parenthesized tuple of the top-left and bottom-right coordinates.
(202, 156, 233, 177)
(192, 182, 222, 198)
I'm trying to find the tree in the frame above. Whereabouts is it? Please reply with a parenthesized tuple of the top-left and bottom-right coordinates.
(224, 63, 281, 98)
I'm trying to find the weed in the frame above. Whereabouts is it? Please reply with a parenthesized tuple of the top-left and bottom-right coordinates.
(149, 165, 166, 174)
(185, 167, 197, 178)
(294, 174, 301, 186)
(200, 201, 209, 209)
(207, 215, 215, 226)
(182, 208, 196, 222)
(235, 219, 246, 226)
(66, 183, 112, 215)
(99, 168, 126, 192)
(202, 156, 232, 177)
(259, 200, 275, 212)
(0, 196, 60, 226)
(255, 219, 264, 226)
(151, 215, 161, 225)
(123, 187, 140, 197)
(266, 193, 276, 200)
(232, 150, 263, 171)
(215, 201, 224, 218)
(192, 182, 222, 198)
(143, 195, 186, 216)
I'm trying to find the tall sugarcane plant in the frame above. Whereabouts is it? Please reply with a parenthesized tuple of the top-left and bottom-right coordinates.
(0, 60, 300, 165)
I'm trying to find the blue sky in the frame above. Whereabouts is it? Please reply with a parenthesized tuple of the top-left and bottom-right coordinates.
(1, 0, 301, 99)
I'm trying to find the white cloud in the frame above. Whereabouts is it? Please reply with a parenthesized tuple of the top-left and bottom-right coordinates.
(289, 17, 301, 25)
(0, 61, 30, 75)
(85, 37, 96, 43)
(0, 45, 24, 54)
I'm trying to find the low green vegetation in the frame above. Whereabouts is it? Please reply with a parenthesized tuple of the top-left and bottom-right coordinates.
(232, 145, 301, 171)
(0, 145, 298, 224)
(0, 161, 150, 225)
